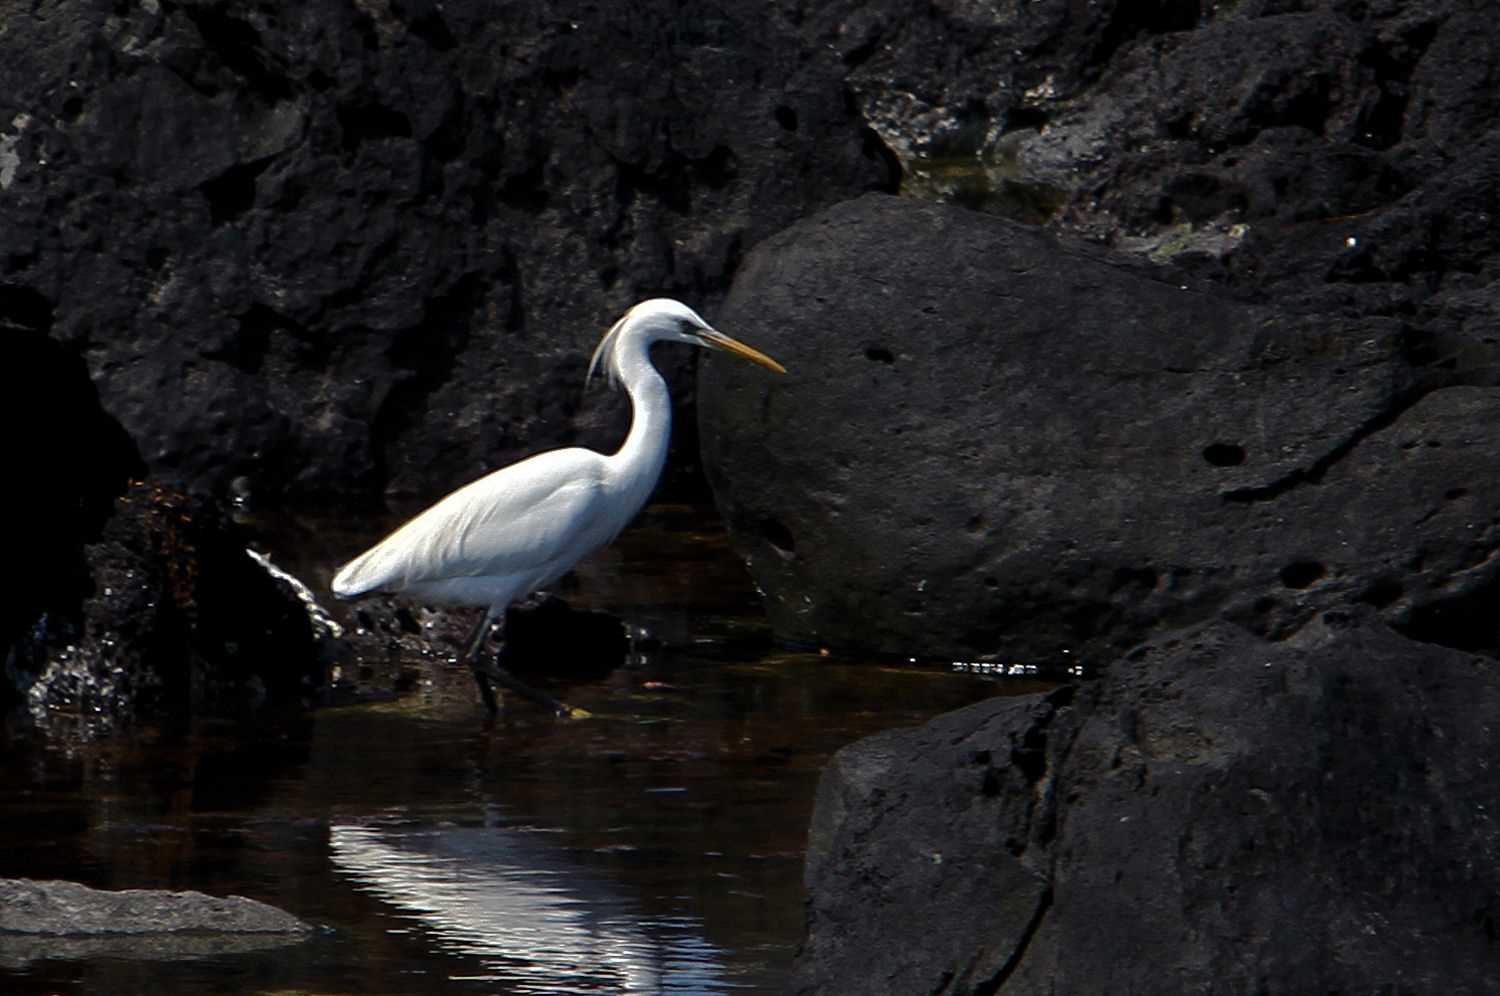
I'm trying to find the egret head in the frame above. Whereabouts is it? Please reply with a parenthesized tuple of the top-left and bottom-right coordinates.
(587, 298, 785, 387)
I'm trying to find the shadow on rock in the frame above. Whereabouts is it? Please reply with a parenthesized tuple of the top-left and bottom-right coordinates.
(0, 329, 144, 713)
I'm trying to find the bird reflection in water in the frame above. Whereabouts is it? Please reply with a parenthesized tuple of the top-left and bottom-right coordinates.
(330, 815, 732, 993)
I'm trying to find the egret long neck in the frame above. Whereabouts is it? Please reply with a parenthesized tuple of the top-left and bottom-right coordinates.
(610, 339, 673, 506)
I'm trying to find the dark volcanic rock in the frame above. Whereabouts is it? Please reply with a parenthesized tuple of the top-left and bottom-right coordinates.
(0, 329, 143, 708)
(330, 594, 627, 707)
(10, 484, 322, 734)
(700, 194, 1500, 663)
(813, 2, 1500, 303)
(1, 325, 326, 733)
(800, 2, 1500, 414)
(0, 0, 893, 504)
(791, 613, 1500, 995)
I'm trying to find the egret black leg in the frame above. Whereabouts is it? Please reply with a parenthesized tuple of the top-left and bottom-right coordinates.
(462, 609, 583, 718)
(461, 610, 501, 714)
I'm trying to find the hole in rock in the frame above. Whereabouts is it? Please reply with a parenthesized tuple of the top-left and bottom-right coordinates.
(337, 99, 413, 151)
(1397, 583, 1500, 652)
(1111, 566, 1159, 593)
(759, 517, 796, 557)
(0, 284, 55, 333)
(200, 160, 269, 226)
(865, 347, 895, 365)
(1360, 579, 1403, 609)
(1279, 561, 1325, 589)
(1202, 442, 1246, 467)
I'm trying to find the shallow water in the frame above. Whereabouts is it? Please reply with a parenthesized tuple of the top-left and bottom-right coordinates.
(0, 504, 1051, 995)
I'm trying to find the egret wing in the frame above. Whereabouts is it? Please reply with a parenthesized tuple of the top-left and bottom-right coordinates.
(440, 449, 615, 582)
(333, 448, 614, 597)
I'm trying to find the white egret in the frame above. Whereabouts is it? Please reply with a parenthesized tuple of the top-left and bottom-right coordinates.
(331, 299, 785, 715)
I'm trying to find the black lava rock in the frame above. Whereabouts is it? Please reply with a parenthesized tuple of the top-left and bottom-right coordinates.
(792, 613, 1500, 995)
(10, 484, 322, 735)
(700, 194, 1500, 665)
(0, 0, 894, 504)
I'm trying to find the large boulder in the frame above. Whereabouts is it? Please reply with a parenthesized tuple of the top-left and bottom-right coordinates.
(808, 1, 1500, 305)
(791, 612, 1500, 994)
(700, 193, 1500, 663)
(0, 0, 893, 504)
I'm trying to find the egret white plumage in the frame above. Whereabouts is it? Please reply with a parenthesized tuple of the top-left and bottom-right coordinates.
(331, 298, 785, 715)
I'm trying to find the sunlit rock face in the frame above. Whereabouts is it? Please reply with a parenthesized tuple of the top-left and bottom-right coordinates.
(790, 613, 1500, 995)
(701, 193, 1500, 665)
(796, 2, 1500, 305)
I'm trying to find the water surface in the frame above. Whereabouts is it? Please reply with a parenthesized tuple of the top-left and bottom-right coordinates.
(0, 504, 1048, 994)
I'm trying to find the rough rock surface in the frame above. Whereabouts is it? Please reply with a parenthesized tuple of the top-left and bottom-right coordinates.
(328, 594, 628, 707)
(808, 0, 1500, 317)
(8, 484, 323, 735)
(0, 0, 893, 503)
(791, 613, 1500, 995)
(701, 193, 1500, 663)
(0, 878, 310, 935)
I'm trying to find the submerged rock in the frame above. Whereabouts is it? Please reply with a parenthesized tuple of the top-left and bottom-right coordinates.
(791, 612, 1500, 995)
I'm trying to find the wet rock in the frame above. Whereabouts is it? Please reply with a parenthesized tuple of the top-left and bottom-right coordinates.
(0, 878, 310, 935)
(700, 193, 1500, 663)
(329, 594, 626, 707)
(0, 330, 143, 711)
(0, 0, 894, 505)
(790, 613, 1500, 995)
(0, 878, 309, 967)
(503, 595, 629, 682)
(10, 484, 322, 735)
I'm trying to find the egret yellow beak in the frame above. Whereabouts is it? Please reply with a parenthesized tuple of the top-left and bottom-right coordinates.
(700, 328, 787, 374)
